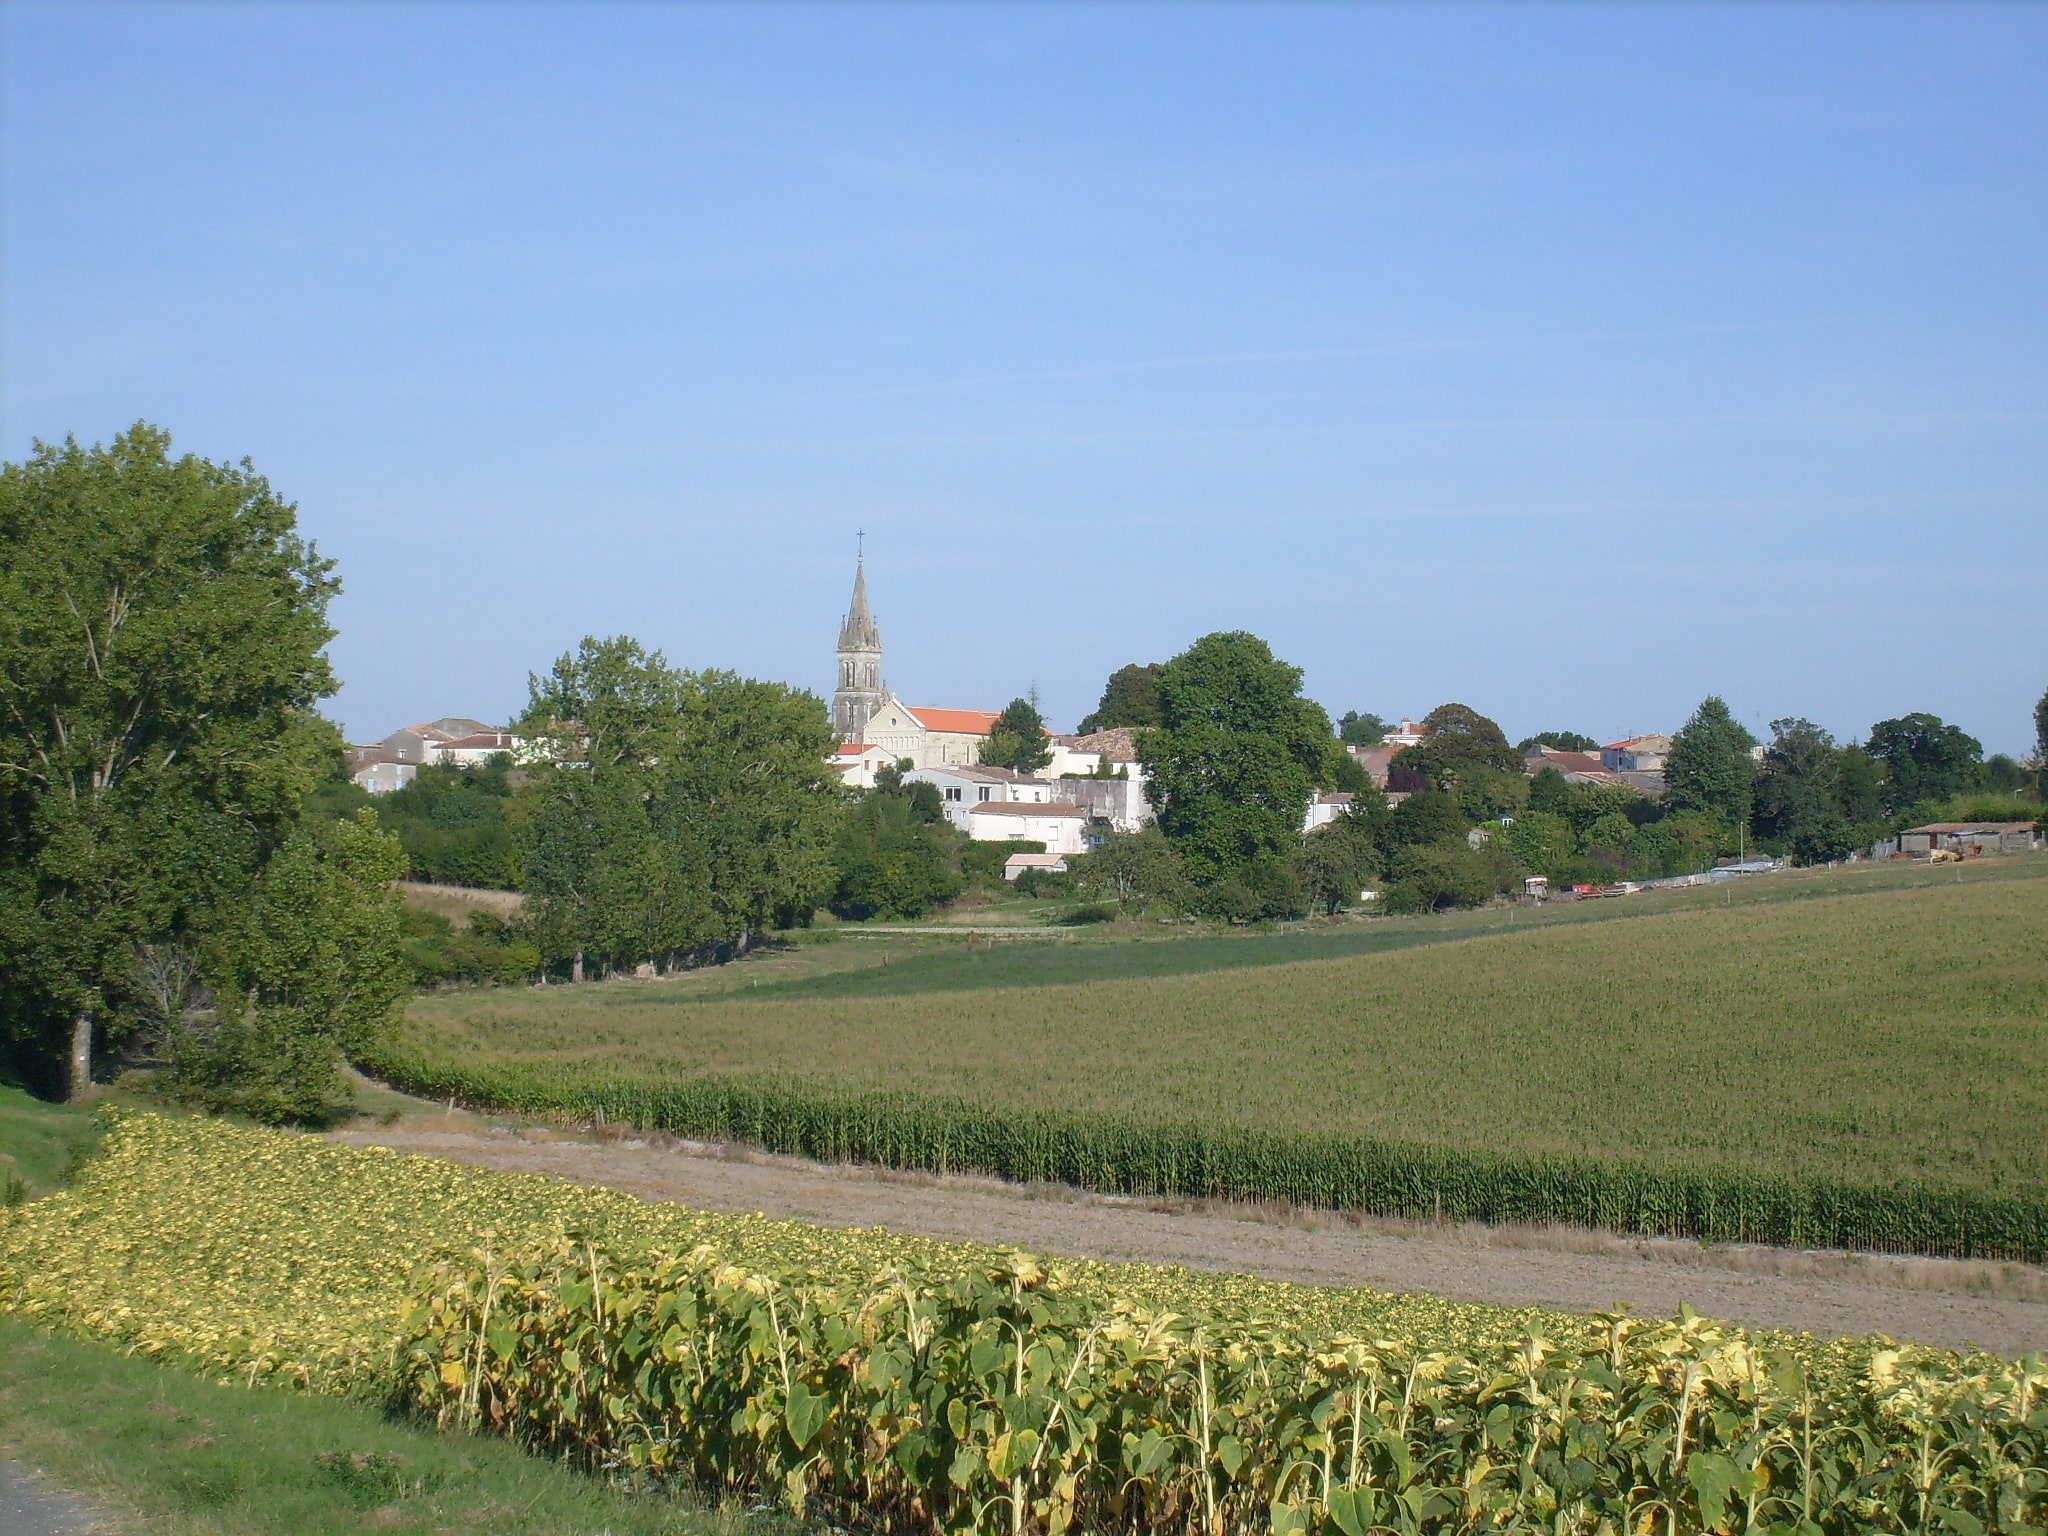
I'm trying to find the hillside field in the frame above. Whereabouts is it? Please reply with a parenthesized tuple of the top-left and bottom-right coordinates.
(374, 859, 2048, 1255)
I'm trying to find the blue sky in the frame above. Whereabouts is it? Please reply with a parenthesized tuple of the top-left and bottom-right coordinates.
(5, 3, 2044, 753)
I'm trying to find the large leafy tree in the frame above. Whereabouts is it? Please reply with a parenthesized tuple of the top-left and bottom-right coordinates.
(1397, 703, 1519, 788)
(829, 780, 962, 921)
(1665, 696, 1758, 831)
(1866, 712, 1983, 818)
(0, 426, 340, 1097)
(981, 696, 1052, 774)
(1336, 710, 1389, 747)
(167, 811, 409, 1123)
(1076, 663, 1163, 734)
(1138, 632, 1338, 893)
(1750, 718, 1885, 865)
(517, 637, 842, 976)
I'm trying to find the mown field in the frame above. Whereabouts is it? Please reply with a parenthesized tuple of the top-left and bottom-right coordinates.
(377, 860, 2048, 1254)
(3, 1111, 2040, 1534)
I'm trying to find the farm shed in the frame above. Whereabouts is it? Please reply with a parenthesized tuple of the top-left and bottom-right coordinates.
(1899, 822, 2040, 855)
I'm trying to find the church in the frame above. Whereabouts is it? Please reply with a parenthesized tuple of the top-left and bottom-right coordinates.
(829, 556, 1001, 772)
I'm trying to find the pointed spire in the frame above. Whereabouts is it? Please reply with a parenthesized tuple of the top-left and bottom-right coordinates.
(838, 554, 881, 652)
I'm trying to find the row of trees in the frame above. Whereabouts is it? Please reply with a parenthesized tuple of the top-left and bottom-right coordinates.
(0, 427, 411, 1115)
(1061, 638, 2044, 921)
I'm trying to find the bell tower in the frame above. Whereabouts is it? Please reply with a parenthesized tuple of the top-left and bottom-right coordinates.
(832, 546, 885, 741)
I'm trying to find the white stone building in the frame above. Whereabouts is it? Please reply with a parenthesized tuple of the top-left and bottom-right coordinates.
(965, 800, 1091, 855)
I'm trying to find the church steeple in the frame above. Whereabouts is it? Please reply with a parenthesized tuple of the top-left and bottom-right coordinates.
(832, 549, 885, 741)
(838, 556, 881, 653)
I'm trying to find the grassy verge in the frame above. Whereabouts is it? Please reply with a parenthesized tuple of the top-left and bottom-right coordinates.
(0, 1315, 780, 1536)
(0, 1085, 101, 1202)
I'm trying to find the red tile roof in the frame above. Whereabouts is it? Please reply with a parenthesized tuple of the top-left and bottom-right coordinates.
(905, 706, 1002, 735)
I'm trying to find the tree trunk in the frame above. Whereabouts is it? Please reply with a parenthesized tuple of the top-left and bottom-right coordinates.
(68, 1007, 93, 1102)
(571, 950, 585, 984)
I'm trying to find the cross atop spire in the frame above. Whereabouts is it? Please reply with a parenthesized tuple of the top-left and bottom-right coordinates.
(838, 548, 880, 654)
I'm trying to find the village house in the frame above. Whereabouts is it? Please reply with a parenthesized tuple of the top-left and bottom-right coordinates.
(1522, 744, 1661, 797)
(1304, 791, 1356, 831)
(903, 764, 1062, 832)
(965, 800, 1091, 854)
(1601, 734, 1671, 774)
(345, 717, 524, 793)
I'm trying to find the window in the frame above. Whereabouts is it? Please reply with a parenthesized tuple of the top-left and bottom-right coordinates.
(978, 787, 992, 802)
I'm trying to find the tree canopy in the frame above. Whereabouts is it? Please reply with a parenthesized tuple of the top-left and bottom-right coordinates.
(982, 696, 1052, 774)
(1866, 712, 1983, 818)
(1394, 703, 1519, 788)
(1076, 663, 1164, 734)
(516, 637, 842, 975)
(1138, 632, 1337, 901)
(1336, 710, 1389, 747)
(0, 425, 345, 1097)
(1665, 696, 1758, 830)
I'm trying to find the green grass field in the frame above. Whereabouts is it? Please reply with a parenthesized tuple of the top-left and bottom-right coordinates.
(397, 858, 2048, 1192)
(373, 859, 2048, 1254)
(0, 1316, 777, 1536)
(0, 1084, 101, 1202)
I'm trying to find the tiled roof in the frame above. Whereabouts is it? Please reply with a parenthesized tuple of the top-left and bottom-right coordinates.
(905, 706, 1002, 735)
(967, 801, 1085, 819)
(913, 764, 1044, 783)
(1066, 726, 1141, 760)
(436, 731, 520, 751)
(1531, 747, 1610, 777)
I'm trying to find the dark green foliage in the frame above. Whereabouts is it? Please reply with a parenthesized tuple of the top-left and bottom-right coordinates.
(1069, 826, 1189, 916)
(1292, 807, 1385, 915)
(830, 786, 962, 920)
(1335, 709, 1388, 746)
(1076, 662, 1164, 734)
(1981, 753, 2031, 797)
(1196, 851, 1304, 923)
(372, 759, 523, 889)
(1139, 632, 1335, 907)
(958, 838, 1042, 889)
(1867, 712, 1983, 819)
(400, 907, 542, 989)
(980, 696, 1052, 774)
(1324, 749, 1375, 794)
(1396, 703, 1520, 787)
(1385, 787, 1467, 849)
(1380, 843, 1500, 912)
(363, 1052, 2048, 1261)
(1752, 719, 1888, 865)
(166, 812, 410, 1124)
(0, 425, 341, 1098)
(518, 638, 843, 972)
(1665, 696, 1758, 830)
(1527, 764, 1572, 818)
(1516, 730, 1599, 753)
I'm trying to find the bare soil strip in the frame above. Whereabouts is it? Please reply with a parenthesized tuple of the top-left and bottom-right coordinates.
(331, 1120, 2048, 1358)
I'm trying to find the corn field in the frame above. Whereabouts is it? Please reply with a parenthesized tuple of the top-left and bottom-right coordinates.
(362, 1050, 2048, 1262)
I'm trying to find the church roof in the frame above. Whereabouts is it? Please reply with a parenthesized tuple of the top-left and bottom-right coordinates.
(905, 705, 1001, 736)
(838, 558, 882, 652)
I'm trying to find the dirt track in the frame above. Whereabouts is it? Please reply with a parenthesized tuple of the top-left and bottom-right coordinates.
(331, 1120, 2048, 1358)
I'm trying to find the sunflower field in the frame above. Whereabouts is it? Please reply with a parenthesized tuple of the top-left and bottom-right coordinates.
(3, 1112, 2043, 1534)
